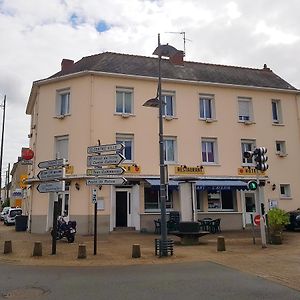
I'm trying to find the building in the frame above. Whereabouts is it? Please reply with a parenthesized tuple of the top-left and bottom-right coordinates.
(25, 52, 300, 234)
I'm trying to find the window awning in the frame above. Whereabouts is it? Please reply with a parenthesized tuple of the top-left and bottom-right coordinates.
(195, 180, 248, 191)
(145, 179, 179, 190)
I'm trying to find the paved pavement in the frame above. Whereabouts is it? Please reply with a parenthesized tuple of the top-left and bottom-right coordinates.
(0, 223, 300, 292)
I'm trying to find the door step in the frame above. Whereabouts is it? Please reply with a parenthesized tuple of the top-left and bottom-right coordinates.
(113, 227, 136, 232)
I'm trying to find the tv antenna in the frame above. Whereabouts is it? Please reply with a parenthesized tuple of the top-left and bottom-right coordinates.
(165, 31, 191, 56)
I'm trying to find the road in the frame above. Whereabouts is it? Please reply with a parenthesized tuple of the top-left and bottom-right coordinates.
(0, 262, 299, 300)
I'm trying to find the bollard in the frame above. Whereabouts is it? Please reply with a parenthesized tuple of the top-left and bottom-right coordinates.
(33, 241, 43, 257)
(132, 244, 141, 258)
(78, 244, 87, 259)
(4, 240, 12, 254)
(217, 236, 226, 252)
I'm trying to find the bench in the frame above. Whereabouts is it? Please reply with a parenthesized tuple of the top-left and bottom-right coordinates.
(169, 221, 210, 245)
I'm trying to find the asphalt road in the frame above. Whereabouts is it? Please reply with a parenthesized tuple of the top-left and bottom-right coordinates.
(0, 261, 299, 300)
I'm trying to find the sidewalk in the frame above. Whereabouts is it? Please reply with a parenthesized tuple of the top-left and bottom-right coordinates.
(0, 223, 300, 291)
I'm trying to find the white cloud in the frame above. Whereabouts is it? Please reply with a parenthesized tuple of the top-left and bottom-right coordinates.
(0, 0, 300, 182)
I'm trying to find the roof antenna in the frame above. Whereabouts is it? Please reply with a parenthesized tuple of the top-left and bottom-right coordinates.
(165, 31, 192, 57)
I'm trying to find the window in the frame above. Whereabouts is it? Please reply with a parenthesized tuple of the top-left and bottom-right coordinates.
(241, 140, 256, 164)
(144, 187, 173, 211)
(280, 184, 291, 198)
(238, 97, 253, 122)
(55, 135, 69, 159)
(208, 190, 235, 211)
(272, 99, 283, 124)
(199, 94, 215, 120)
(201, 138, 218, 164)
(276, 141, 287, 156)
(116, 134, 134, 162)
(163, 137, 176, 163)
(116, 87, 133, 114)
(162, 91, 175, 117)
(56, 89, 70, 116)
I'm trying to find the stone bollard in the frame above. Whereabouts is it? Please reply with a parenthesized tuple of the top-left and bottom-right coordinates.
(4, 240, 12, 254)
(132, 244, 141, 258)
(78, 244, 87, 259)
(217, 236, 226, 252)
(33, 241, 43, 257)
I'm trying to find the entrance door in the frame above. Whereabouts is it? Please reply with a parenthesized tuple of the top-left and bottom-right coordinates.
(57, 183, 70, 221)
(244, 192, 256, 224)
(116, 191, 130, 227)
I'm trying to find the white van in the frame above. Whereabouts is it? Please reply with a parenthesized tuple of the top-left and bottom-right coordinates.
(0, 207, 11, 221)
(4, 208, 22, 225)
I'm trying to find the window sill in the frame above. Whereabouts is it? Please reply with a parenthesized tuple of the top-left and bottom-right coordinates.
(54, 114, 70, 119)
(238, 120, 255, 125)
(202, 163, 220, 166)
(272, 122, 285, 126)
(199, 118, 217, 123)
(276, 152, 288, 157)
(163, 116, 177, 121)
(280, 196, 292, 200)
(114, 113, 135, 118)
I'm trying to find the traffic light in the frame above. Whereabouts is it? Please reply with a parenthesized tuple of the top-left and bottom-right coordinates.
(243, 150, 254, 159)
(254, 147, 268, 171)
(247, 180, 258, 190)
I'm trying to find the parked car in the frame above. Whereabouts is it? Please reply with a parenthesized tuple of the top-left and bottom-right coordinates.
(4, 208, 22, 225)
(0, 207, 11, 221)
(285, 209, 300, 231)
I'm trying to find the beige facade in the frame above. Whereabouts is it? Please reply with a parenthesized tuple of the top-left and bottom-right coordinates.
(25, 53, 300, 234)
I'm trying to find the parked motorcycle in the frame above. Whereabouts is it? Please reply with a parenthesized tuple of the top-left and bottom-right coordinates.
(51, 215, 77, 243)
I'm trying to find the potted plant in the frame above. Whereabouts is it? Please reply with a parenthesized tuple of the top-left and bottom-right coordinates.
(267, 208, 290, 244)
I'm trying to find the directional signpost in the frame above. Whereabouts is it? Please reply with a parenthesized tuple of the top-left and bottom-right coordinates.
(36, 158, 68, 255)
(87, 142, 127, 255)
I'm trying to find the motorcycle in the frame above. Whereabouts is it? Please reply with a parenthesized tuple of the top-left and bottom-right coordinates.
(51, 215, 77, 243)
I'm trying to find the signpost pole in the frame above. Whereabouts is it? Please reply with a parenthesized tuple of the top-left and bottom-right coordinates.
(52, 197, 58, 255)
(94, 200, 97, 255)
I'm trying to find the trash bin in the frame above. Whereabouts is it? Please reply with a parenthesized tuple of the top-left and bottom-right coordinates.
(15, 215, 28, 231)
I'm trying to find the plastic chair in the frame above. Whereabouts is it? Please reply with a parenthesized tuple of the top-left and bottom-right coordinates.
(154, 219, 161, 234)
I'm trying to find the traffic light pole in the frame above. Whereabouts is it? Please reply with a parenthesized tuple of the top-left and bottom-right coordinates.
(256, 174, 267, 248)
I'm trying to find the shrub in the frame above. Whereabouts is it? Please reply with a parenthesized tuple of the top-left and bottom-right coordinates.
(268, 208, 290, 234)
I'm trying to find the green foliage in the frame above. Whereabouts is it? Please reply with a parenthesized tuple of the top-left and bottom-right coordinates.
(268, 208, 290, 233)
(1, 198, 10, 209)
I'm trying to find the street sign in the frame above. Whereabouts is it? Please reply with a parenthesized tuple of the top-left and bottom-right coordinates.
(86, 167, 125, 176)
(87, 153, 125, 167)
(86, 177, 127, 186)
(254, 214, 261, 226)
(37, 168, 65, 180)
(12, 189, 23, 198)
(37, 181, 65, 193)
(92, 189, 97, 204)
(38, 158, 67, 169)
(87, 143, 124, 154)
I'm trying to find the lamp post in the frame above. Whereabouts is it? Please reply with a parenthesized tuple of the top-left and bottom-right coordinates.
(0, 95, 6, 203)
(143, 34, 180, 256)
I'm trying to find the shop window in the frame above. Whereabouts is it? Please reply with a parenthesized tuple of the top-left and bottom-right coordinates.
(208, 190, 235, 211)
(144, 187, 173, 211)
(196, 191, 204, 211)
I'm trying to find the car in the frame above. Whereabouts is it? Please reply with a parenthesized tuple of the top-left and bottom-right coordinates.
(0, 207, 11, 221)
(285, 209, 300, 231)
(4, 208, 22, 225)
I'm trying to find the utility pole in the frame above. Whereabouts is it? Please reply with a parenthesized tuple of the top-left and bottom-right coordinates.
(0, 95, 6, 203)
(6, 163, 10, 203)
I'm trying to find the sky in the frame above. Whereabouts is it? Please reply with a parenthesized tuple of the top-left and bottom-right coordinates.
(0, 0, 299, 183)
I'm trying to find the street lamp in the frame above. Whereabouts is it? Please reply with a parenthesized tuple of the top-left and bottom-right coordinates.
(0, 95, 6, 203)
(143, 34, 181, 256)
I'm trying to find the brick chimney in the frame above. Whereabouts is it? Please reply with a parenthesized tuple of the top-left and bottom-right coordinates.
(169, 51, 184, 66)
(61, 59, 74, 72)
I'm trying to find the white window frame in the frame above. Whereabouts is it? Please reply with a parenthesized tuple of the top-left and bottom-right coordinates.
(238, 97, 253, 122)
(163, 137, 177, 164)
(280, 184, 291, 198)
(55, 135, 69, 159)
(144, 187, 174, 212)
(201, 138, 218, 164)
(116, 87, 133, 115)
(241, 139, 256, 165)
(275, 140, 287, 156)
(199, 94, 215, 120)
(162, 91, 176, 118)
(116, 133, 134, 162)
(56, 89, 70, 117)
(272, 99, 283, 124)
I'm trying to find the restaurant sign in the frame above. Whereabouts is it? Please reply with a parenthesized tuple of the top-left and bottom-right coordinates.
(175, 165, 205, 175)
(238, 167, 266, 176)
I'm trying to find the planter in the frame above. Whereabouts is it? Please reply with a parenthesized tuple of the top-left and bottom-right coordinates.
(271, 233, 282, 245)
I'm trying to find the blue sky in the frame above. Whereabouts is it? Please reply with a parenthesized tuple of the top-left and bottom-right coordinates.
(0, 0, 300, 182)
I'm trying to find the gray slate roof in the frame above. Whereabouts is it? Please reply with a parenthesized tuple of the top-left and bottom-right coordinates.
(49, 52, 296, 91)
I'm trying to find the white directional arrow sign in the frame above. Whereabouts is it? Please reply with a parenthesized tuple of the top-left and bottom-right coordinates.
(86, 177, 127, 186)
(87, 153, 125, 167)
(87, 143, 124, 154)
(38, 158, 67, 169)
(37, 168, 65, 180)
(86, 167, 125, 176)
(37, 181, 65, 193)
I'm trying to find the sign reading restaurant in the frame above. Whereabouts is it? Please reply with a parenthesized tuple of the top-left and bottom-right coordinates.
(175, 165, 205, 175)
